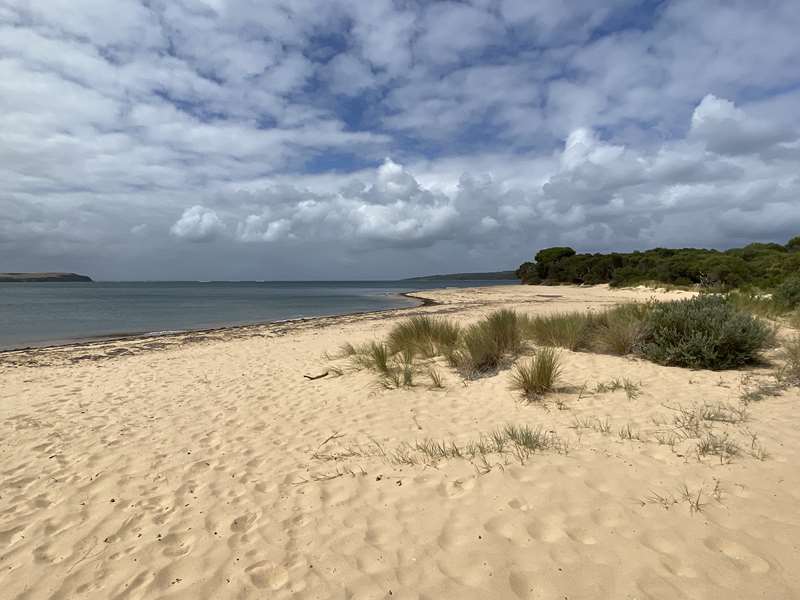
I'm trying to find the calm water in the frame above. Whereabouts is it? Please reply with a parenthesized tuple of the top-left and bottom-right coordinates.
(0, 280, 515, 350)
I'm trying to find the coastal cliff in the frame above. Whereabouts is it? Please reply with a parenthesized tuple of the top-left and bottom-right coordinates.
(0, 272, 93, 282)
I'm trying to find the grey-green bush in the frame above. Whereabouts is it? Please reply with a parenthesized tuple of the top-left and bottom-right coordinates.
(636, 295, 772, 370)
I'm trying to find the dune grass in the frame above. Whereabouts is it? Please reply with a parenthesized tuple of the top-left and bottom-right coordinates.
(450, 309, 525, 376)
(521, 303, 648, 356)
(347, 341, 392, 374)
(592, 304, 649, 355)
(387, 315, 461, 358)
(510, 347, 561, 400)
(339, 294, 777, 396)
(522, 311, 592, 351)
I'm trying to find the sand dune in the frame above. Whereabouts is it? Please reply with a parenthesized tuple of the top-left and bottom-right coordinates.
(1, 284, 799, 599)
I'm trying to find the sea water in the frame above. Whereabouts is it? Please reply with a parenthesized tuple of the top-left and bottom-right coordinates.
(0, 280, 515, 350)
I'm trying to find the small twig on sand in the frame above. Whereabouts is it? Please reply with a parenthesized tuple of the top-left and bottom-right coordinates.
(303, 371, 329, 380)
(313, 431, 344, 455)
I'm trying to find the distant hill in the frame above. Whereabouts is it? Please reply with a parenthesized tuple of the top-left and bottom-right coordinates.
(403, 271, 517, 282)
(0, 272, 93, 282)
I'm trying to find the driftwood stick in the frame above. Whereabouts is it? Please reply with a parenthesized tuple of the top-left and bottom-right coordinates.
(303, 371, 329, 380)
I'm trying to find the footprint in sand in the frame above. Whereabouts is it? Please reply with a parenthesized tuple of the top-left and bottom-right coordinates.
(161, 532, 196, 557)
(230, 511, 259, 533)
(245, 561, 289, 590)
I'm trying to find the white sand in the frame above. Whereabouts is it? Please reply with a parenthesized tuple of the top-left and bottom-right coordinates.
(1, 284, 799, 599)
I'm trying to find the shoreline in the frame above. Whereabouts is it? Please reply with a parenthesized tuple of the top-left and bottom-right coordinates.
(0, 290, 442, 360)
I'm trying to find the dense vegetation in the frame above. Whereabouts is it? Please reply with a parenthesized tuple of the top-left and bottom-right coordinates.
(516, 236, 800, 291)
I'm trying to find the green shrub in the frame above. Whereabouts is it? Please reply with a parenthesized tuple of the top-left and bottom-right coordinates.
(510, 347, 562, 400)
(636, 295, 773, 370)
(773, 276, 800, 310)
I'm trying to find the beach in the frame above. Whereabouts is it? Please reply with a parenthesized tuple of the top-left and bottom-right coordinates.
(1, 284, 799, 599)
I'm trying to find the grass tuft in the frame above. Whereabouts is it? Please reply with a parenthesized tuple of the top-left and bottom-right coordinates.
(592, 304, 648, 355)
(510, 347, 562, 400)
(522, 312, 593, 351)
(452, 309, 525, 375)
(387, 315, 460, 358)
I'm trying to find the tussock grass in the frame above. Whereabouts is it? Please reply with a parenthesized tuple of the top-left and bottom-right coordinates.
(522, 303, 648, 356)
(349, 341, 392, 374)
(592, 304, 647, 355)
(451, 309, 525, 376)
(387, 315, 460, 358)
(522, 312, 593, 351)
(510, 347, 561, 400)
(342, 311, 529, 387)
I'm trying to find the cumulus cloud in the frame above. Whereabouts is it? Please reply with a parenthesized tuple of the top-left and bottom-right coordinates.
(689, 94, 793, 155)
(170, 206, 225, 243)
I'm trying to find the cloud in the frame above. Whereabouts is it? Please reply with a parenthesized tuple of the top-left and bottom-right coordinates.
(689, 94, 793, 155)
(2, 1, 800, 278)
(170, 206, 225, 243)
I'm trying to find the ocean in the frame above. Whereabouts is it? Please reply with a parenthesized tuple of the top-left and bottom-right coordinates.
(0, 280, 515, 350)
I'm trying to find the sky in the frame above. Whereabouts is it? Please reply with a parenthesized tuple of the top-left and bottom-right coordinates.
(2, 0, 799, 280)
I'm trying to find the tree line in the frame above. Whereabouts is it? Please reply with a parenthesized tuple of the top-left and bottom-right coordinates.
(516, 236, 800, 290)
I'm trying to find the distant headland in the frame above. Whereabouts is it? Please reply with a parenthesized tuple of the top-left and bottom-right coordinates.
(0, 272, 93, 282)
(403, 270, 517, 282)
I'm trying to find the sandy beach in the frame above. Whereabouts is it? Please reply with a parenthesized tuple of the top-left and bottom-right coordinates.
(1, 284, 799, 600)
